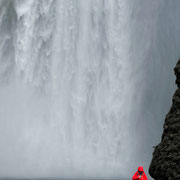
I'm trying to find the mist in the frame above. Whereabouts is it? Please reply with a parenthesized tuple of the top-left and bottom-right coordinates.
(0, 0, 180, 179)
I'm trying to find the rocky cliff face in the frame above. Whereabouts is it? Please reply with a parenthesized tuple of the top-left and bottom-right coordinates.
(149, 59, 180, 180)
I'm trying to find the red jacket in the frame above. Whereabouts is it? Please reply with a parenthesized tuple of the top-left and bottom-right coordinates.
(132, 166, 148, 180)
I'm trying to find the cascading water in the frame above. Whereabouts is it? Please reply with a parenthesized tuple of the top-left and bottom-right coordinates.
(1, 0, 180, 179)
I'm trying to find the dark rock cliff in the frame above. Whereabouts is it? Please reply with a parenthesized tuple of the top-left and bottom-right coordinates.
(149, 59, 180, 180)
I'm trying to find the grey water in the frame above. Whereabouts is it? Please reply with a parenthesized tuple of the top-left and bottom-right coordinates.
(0, 179, 129, 180)
(0, 0, 180, 180)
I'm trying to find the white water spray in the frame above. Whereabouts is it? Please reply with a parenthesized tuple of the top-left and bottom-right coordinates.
(0, 0, 180, 179)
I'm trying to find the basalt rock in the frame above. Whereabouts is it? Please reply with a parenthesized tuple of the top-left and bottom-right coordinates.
(149, 59, 180, 180)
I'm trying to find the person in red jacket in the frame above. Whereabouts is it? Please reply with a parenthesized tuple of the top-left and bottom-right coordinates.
(132, 166, 148, 180)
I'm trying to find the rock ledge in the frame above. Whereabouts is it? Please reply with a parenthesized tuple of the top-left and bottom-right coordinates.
(149, 59, 180, 180)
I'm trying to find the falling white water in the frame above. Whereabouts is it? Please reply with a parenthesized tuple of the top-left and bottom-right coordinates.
(1, 0, 180, 179)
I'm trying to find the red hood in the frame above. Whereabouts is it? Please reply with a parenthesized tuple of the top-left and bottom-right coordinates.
(138, 166, 144, 172)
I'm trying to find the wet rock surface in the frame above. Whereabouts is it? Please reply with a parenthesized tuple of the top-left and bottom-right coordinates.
(149, 59, 180, 180)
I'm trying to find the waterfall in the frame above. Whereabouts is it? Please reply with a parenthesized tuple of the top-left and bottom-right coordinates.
(0, 0, 180, 179)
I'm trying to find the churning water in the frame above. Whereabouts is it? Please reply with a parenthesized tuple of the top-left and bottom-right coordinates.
(0, 0, 180, 179)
